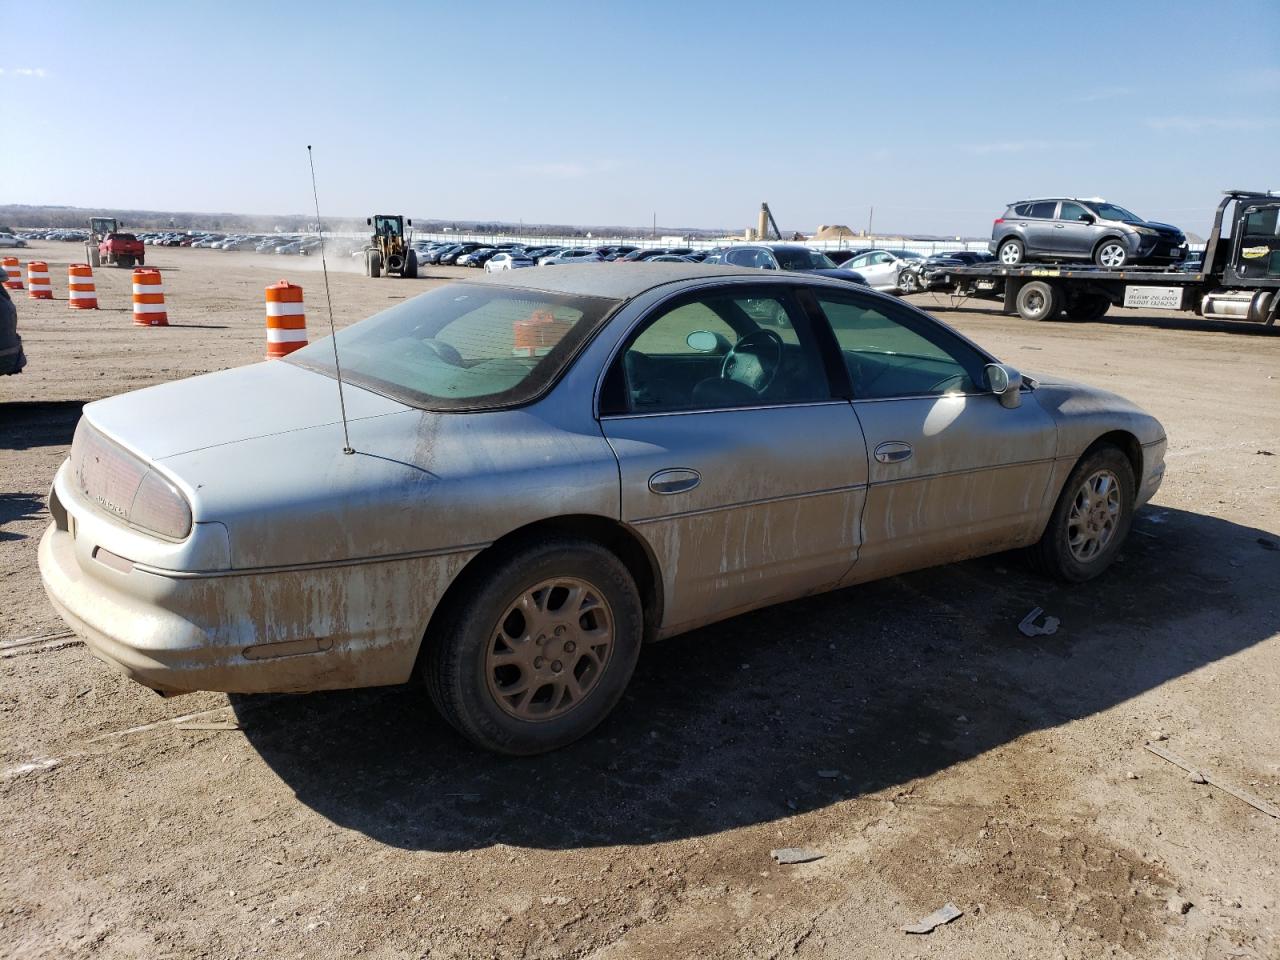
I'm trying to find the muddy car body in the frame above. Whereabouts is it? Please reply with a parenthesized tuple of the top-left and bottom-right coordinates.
(40, 264, 1167, 753)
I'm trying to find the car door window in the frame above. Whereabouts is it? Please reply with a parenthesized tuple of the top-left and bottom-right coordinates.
(1059, 201, 1088, 221)
(605, 291, 832, 414)
(1028, 201, 1057, 219)
(815, 294, 988, 399)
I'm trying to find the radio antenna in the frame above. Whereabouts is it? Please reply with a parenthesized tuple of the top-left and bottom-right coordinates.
(307, 144, 355, 455)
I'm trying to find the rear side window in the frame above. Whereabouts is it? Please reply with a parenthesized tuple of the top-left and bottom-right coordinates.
(1028, 201, 1057, 218)
(605, 290, 832, 414)
(1012, 203, 1032, 217)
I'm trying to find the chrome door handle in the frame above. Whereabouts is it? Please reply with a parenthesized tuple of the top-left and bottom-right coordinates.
(874, 441, 913, 464)
(648, 468, 701, 495)
(1053, 224, 1064, 229)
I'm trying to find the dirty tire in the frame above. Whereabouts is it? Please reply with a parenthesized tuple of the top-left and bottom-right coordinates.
(367, 251, 381, 278)
(1015, 280, 1060, 321)
(1066, 293, 1110, 323)
(998, 238, 1024, 265)
(423, 538, 642, 755)
(1030, 445, 1135, 583)
(404, 250, 418, 279)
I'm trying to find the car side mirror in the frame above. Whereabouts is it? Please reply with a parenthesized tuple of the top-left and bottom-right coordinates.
(1078, 213, 1095, 223)
(985, 363, 1023, 408)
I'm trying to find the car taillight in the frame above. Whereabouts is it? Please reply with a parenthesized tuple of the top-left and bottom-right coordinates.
(70, 420, 193, 540)
(993, 218, 1004, 225)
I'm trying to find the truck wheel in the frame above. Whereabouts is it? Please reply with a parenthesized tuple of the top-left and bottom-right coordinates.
(1094, 240, 1128, 268)
(85, 244, 101, 268)
(367, 252, 381, 278)
(404, 250, 418, 279)
(1066, 293, 1110, 322)
(422, 538, 643, 755)
(998, 239, 1024, 265)
(1029, 444, 1135, 583)
(1015, 280, 1060, 321)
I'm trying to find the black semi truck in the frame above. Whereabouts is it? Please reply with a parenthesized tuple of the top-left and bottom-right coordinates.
(933, 191, 1280, 326)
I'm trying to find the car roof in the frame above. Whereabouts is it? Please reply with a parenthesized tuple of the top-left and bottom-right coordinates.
(476, 262, 801, 300)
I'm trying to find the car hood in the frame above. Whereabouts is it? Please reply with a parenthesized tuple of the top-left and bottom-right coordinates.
(85, 360, 413, 462)
(1142, 220, 1185, 238)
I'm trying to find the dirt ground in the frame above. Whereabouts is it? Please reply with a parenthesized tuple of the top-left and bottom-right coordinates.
(2, 241, 1278, 960)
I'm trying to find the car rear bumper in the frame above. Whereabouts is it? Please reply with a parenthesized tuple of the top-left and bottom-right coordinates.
(38, 518, 478, 697)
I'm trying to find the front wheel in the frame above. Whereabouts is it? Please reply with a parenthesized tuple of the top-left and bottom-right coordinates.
(422, 538, 643, 755)
(1094, 240, 1128, 269)
(367, 251, 382, 278)
(1029, 445, 1135, 582)
(403, 250, 418, 279)
(898, 270, 920, 294)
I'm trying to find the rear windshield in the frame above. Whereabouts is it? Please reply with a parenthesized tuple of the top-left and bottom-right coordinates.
(774, 248, 836, 270)
(288, 283, 619, 411)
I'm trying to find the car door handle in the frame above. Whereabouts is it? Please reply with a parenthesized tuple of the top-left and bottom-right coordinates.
(874, 441, 913, 464)
(649, 468, 701, 495)
(1053, 224, 1064, 229)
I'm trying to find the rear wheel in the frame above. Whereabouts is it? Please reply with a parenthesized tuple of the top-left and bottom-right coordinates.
(998, 238, 1024, 265)
(1030, 445, 1135, 582)
(85, 244, 101, 268)
(1094, 239, 1129, 268)
(1015, 279, 1060, 321)
(423, 538, 642, 755)
(404, 250, 418, 279)
(1065, 292, 1110, 322)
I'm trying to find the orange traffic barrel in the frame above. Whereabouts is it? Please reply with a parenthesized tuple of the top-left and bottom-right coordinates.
(513, 308, 573, 357)
(27, 261, 52, 299)
(67, 263, 98, 309)
(131, 268, 167, 325)
(264, 280, 306, 358)
(1, 257, 22, 290)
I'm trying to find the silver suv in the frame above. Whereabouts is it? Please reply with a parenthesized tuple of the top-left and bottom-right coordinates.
(990, 198, 1187, 269)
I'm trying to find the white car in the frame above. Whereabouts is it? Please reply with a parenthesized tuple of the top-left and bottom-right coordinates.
(842, 249, 925, 292)
(540, 249, 603, 266)
(0, 233, 29, 248)
(485, 251, 535, 272)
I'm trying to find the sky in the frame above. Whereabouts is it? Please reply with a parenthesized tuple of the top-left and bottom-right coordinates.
(1, 0, 1277, 238)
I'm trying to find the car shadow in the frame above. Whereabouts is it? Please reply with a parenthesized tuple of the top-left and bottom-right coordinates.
(0, 493, 46, 541)
(0, 400, 83, 450)
(234, 505, 1280, 852)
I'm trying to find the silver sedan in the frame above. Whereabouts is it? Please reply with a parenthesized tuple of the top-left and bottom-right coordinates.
(39, 264, 1167, 754)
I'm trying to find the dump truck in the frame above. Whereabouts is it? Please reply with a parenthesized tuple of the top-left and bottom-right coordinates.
(933, 191, 1279, 325)
(364, 215, 417, 278)
(85, 217, 145, 269)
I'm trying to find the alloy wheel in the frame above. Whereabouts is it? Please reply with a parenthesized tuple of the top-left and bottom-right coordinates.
(1067, 469, 1122, 562)
(485, 577, 614, 721)
(1098, 243, 1127, 268)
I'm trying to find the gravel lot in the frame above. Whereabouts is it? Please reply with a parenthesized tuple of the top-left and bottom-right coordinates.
(2, 241, 1278, 960)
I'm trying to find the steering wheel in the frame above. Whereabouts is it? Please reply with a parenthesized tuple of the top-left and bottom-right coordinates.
(721, 329, 784, 394)
(421, 338, 463, 366)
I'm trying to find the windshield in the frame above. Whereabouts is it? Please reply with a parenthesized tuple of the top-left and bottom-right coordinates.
(775, 248, 836, 270)
(287, 283, 618, 411)
(1090, 203, 1142, 223)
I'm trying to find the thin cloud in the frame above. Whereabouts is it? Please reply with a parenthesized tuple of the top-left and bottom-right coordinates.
(0, 67, 48, 78)
(513, 160, 619, 180)
(1144, 115, 1277, 132)
(1233, 66, 1280, 89)
(959, 140, 1089, 155)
